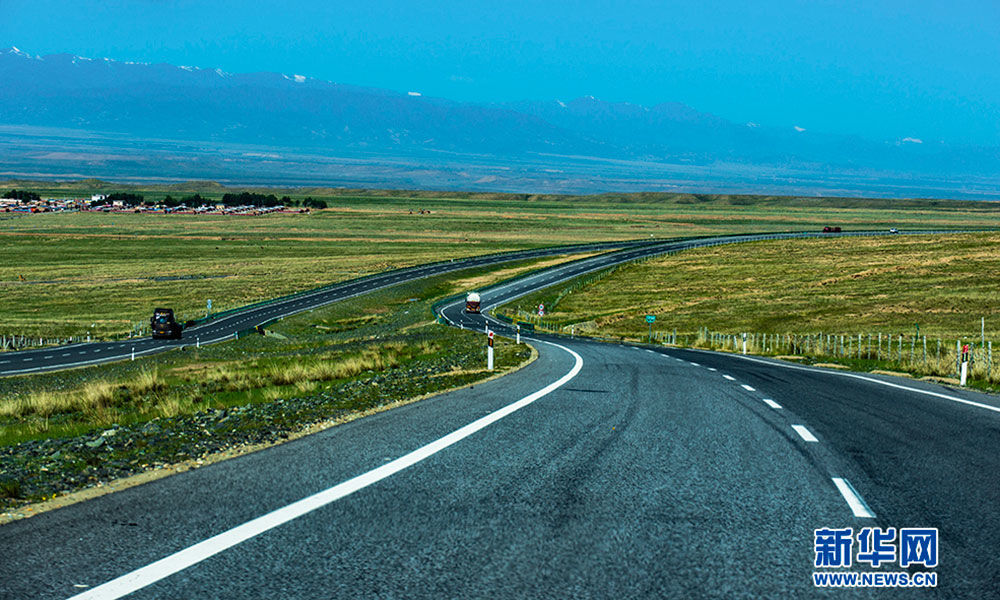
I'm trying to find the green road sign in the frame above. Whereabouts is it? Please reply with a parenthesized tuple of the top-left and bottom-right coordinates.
(645, 315, 656, 323)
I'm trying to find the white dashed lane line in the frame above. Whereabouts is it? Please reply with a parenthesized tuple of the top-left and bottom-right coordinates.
(689, 362, 700, 367)
(791, 424, 819, 443)
(722, 374, 735, 381)
(762, 398, 783, 409)
(741, 384, 755, 392)
(832, 478, 876, 519)
(707, 367, 717, 372)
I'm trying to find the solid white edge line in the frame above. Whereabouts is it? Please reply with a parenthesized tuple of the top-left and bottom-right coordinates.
(832, 477, 876, 519)
(68, 340, 584, 600)
(791, 424, 819, 443)
(686, 348, 1000, 416)
(762, 398, 783, 409)
(741, 384, 755, 392)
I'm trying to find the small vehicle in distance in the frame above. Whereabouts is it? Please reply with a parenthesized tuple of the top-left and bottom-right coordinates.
(151, 307, 183, 340)
(465, 292, 481, 314)
(889, 228, 899, 234)
(822, 226, 842, 233)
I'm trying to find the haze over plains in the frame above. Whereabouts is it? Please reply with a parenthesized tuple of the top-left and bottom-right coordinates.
(1, 1, 998, 198)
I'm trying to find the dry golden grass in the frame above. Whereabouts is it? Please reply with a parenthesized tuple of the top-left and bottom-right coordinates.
(0, 369, 165, 419)
(504, 232, 1000, 383)
(4, 191, 996, 339)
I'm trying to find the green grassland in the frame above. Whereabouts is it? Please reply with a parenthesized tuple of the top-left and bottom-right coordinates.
(499, 232, 1000, 384)
(0, 256, 555, 447)
(3, 180, 1000, 508)
(0, 261, 539, 509)
(4, 181, 1000, 339)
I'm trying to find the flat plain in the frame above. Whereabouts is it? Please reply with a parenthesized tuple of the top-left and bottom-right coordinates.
(4, 185, 999, 339)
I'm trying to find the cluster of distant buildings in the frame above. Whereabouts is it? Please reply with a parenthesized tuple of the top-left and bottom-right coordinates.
(1, 194, 302, 216)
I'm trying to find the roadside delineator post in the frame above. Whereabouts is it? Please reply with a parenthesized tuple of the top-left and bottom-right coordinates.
(516, 324, 520, 344)
(196, 336, 200, 348)
(961, 344, 970, 386)
(487, 330, 495, 371)
(742, 332, 748, 355)
(131, 347, 135, 361)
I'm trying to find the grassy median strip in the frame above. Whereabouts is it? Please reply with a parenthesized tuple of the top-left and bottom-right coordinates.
(0, 262, 536, 516)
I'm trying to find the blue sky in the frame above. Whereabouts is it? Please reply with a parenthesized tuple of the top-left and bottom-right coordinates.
(3, 0, 999, 145)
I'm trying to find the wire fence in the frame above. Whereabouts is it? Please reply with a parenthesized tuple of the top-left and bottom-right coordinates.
(503, 316, 997, 385)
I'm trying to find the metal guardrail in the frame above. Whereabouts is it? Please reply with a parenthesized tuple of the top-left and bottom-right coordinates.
(186, 237, 668, 329)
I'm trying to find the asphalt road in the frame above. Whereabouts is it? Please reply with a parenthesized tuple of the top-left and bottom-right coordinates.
(2, 229, 996, 598)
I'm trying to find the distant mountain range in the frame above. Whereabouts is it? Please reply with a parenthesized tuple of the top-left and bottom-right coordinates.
(2, 47, 999, 197)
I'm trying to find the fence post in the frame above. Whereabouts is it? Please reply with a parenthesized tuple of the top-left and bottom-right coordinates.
(956, 339, 961, 378)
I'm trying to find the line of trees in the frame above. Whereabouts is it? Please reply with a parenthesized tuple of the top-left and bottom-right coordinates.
(3, 190, 41, 202)
(106, 192, 144, 205)
(161, 194, 207, 207)
(220, 192, 291, 207)
(301, 197, 327, 209)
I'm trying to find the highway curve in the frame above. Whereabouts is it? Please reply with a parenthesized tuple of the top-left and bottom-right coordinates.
(0, 229, 956, 378)
(1, 230, 997, 598)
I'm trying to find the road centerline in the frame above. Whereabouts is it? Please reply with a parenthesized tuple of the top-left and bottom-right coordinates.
(791, 424, 819, 443)
(831, 477, 876, 519)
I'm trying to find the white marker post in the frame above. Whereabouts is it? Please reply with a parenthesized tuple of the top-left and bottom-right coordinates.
(742, 332, 748, 355)
(516, 324, 520, 344)
(131, 347, 135, 361)
(487, 330, 495, 371)
(196, 336, 200, 348)
(961, 344, 970, 386)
